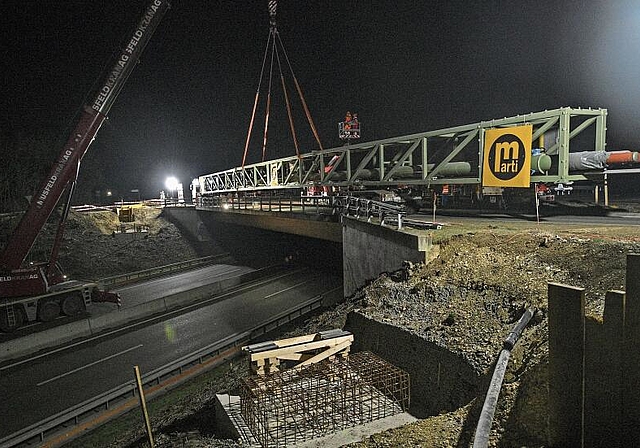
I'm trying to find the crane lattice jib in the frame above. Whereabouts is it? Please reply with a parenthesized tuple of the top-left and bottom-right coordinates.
(0, 0, 170, 271)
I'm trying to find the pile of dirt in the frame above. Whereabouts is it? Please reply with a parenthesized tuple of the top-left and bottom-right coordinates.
(0, 206, 198, 281)
(68, 208, 201, 279)
(354, 230, 633, 372)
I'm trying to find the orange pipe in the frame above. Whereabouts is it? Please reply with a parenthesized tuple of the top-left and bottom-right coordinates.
(606, 150, 639, 164)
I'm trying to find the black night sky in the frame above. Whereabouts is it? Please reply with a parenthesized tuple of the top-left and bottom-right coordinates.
(3, 0, 640, 201)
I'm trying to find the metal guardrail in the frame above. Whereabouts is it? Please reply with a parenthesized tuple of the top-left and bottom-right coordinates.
(0, 292, 330, 448)
(198, 194, 415, 231)
(334, 196, 407, 230)
(98, 254, 230, 288)
(333, 196, 444, 231)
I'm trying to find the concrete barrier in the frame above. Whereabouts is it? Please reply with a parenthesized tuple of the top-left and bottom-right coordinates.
(163, 283, 223, 310)
(88, 299, 168, 334)
(0, 320, 93, 362)
(98, 254, 230, 288)
(218, 277, 243, 291)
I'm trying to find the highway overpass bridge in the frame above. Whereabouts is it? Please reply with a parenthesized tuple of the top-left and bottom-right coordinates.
(177, 107, 631, 297)
(164, 203, 433, 298)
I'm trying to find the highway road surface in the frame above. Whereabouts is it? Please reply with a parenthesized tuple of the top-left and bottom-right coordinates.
(0, 263, 258, 343)
(114, 263, 255, 308)
(0, 265, 341, 439)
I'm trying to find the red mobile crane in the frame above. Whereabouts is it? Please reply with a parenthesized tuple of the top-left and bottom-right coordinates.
(0, 0, 170, 332)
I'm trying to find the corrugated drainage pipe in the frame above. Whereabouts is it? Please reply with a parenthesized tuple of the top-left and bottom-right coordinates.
(473, 307, 535, 448)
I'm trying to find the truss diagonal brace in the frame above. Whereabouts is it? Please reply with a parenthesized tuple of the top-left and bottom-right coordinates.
(427, 129, 478, 180)
(384, 139, 421, 181)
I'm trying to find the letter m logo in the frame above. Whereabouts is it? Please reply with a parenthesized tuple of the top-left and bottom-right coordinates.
(494, 142, 519, 173)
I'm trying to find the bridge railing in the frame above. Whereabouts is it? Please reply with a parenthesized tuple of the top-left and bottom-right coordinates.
(333, 196, 407, 229)
(198, 192, 410, 230)
(198, 194, 335, 215)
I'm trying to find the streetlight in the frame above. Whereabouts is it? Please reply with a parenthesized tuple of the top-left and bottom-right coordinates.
(165, 176, 179, 204)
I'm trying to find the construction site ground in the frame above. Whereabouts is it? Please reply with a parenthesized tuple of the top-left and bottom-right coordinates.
(0, 206, 201, 281)
(3, 202, 640, 447)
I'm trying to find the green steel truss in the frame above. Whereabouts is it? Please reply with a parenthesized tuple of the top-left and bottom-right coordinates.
(199, 107, 607, 195)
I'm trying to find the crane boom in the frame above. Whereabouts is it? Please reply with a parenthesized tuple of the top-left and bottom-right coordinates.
(0, 0, 170, 271)
(0, 0, 170, 332)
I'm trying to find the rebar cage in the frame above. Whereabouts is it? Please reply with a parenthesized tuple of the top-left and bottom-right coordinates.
(239, 351, 410, 447)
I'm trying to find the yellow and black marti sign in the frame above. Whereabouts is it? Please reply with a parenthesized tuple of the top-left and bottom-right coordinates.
(482, 125, 532, 188)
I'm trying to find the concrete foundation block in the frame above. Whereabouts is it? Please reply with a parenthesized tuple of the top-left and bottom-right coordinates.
(89, 299, 167, 333)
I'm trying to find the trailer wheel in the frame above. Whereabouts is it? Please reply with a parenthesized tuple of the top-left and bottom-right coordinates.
(62, 294, 84, 316)
(0, 307, 25, 333)
(38, 300, 61, 322)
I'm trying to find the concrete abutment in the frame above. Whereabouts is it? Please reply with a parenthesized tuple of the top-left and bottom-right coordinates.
(164, 207, 433, 297)
(341, 216, 432, 297)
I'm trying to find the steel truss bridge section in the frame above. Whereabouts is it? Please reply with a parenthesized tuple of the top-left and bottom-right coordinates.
(198, 107, 607, 195)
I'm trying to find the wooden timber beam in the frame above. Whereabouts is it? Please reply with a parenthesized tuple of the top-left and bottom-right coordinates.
(243, 329, 353, 375)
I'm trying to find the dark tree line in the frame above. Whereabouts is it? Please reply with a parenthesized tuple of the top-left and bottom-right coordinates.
(0, 128, 111, 214)
(0, 130, 59, 213)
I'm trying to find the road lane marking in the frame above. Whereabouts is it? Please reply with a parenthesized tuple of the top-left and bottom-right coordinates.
(264, 280, 312, 299)
(0, 268, 308, 372)
(37, 344, 143, 387)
